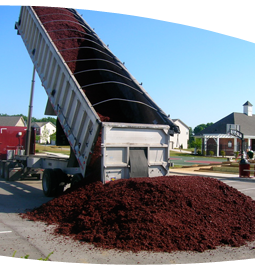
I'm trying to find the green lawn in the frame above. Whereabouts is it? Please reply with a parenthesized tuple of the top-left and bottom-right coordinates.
(35, 144, 70, 155)
(170, 150, 230, 160)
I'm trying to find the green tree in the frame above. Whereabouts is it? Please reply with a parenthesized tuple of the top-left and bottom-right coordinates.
(35, 135, 40, 142)
(193, 138, 202, 149)
(188, 127, 195, 148)
(0, 113, 56, 126)
(50, 132, 56, 142)
(193, 122, 213, 135)
(40, 125, 50, 145)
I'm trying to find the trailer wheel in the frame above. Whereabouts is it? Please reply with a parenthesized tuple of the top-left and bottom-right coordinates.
(0, 161, 5, 178)
(53, 168, 68, 196)
(42, 169, 59, 197)
(4, 162, 12, 181)
(71, 173, 83, 188)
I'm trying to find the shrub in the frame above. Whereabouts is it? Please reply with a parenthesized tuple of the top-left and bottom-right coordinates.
(220, 150, 225, 157)
(234, 151, 239, 159)
(209, 151, 214, 156)
(247, 151, 254, 159)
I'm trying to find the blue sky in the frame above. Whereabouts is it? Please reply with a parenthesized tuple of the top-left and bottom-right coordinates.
(0, 2, 254, 130)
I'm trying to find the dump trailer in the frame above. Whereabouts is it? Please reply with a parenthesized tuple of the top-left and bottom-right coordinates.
(9, 6, 180, 196)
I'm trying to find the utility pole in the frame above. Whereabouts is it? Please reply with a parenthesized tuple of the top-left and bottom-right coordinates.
(25, 66, 36, 155)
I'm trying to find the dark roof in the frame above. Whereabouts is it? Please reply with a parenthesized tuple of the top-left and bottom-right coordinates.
(243, 101, 253, 106)
(172, 119, 189, 129)
(31, 122, 48, 128)
(195, 112, 255, 136)
(31, 122, 56, 128)
(0, 116, 25, 126)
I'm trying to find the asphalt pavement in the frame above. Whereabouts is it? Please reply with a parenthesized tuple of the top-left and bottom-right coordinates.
(1, 171, 255, 266)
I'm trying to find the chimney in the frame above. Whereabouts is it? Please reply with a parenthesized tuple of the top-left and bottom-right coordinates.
(243, 101, 253, 116)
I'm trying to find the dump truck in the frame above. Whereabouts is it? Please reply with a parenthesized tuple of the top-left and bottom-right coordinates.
(1, 6, 180, 196)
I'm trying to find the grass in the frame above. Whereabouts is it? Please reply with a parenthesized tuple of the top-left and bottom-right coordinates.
(1, 251, 53, 265)
(170, 151, 192, 157)
(170, 150, 229, 161)
(35, 144, 70, 155)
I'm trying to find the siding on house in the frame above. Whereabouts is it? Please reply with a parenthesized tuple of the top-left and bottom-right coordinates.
(171, 119, 189, 149)
(31, 122, 56, 144)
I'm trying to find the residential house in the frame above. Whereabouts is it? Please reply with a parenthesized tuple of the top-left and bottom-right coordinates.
(170, 119, 189, 149)
(194, 101, 255, 157)
(31, 122, 56, 144)
(0, 116, 26, 127)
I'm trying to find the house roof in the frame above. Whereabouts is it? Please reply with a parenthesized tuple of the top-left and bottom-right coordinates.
(31, 122, 56, 128)
(172, 119, 189, 129)
(243, 101, 253, 106)
(31, 122, 47, 128)
(0, 116, 26, 126)
(195, 112, 255, 136)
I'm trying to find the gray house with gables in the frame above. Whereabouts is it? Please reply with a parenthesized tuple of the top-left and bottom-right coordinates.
(0, 116, 26, 127)
(195, 101, 255, 157)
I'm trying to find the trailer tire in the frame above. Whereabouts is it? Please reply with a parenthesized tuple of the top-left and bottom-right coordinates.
(71, 173, 83, 188)
(0, 161, 5, 178)
(42, 169, 59, 197)
(53, 168, 68, 196)
(4, 162, 13, 181)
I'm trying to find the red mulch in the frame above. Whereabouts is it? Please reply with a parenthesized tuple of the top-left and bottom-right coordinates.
(21, 175, 255, 253)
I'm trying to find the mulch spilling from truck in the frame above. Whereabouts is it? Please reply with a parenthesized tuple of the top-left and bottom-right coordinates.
(21, 175, 255, 253)
(25, 7, 255, 253)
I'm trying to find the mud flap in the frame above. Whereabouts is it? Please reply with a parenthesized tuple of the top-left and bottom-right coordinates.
(129, 149, 148, 178)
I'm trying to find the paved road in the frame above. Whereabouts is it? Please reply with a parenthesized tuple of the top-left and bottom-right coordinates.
(1, 174, 255, 265)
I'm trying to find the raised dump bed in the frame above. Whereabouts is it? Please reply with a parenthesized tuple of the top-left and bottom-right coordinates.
(12, 6, 180, 196)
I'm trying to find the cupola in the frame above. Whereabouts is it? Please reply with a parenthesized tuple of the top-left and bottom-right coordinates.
(243, 101, 253, 116)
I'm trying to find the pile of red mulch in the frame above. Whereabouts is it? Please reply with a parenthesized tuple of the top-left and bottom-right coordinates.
(21, 176, 255, 253)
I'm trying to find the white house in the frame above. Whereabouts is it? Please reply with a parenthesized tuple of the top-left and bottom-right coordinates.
(170, 119, 189, 149)
(31, 122, 56, 144)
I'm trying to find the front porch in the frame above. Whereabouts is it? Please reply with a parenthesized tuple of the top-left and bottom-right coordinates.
(197, 134, 255, 157)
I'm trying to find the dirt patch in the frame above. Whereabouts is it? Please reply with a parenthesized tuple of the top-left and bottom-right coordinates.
(21, 175, 255, 253)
